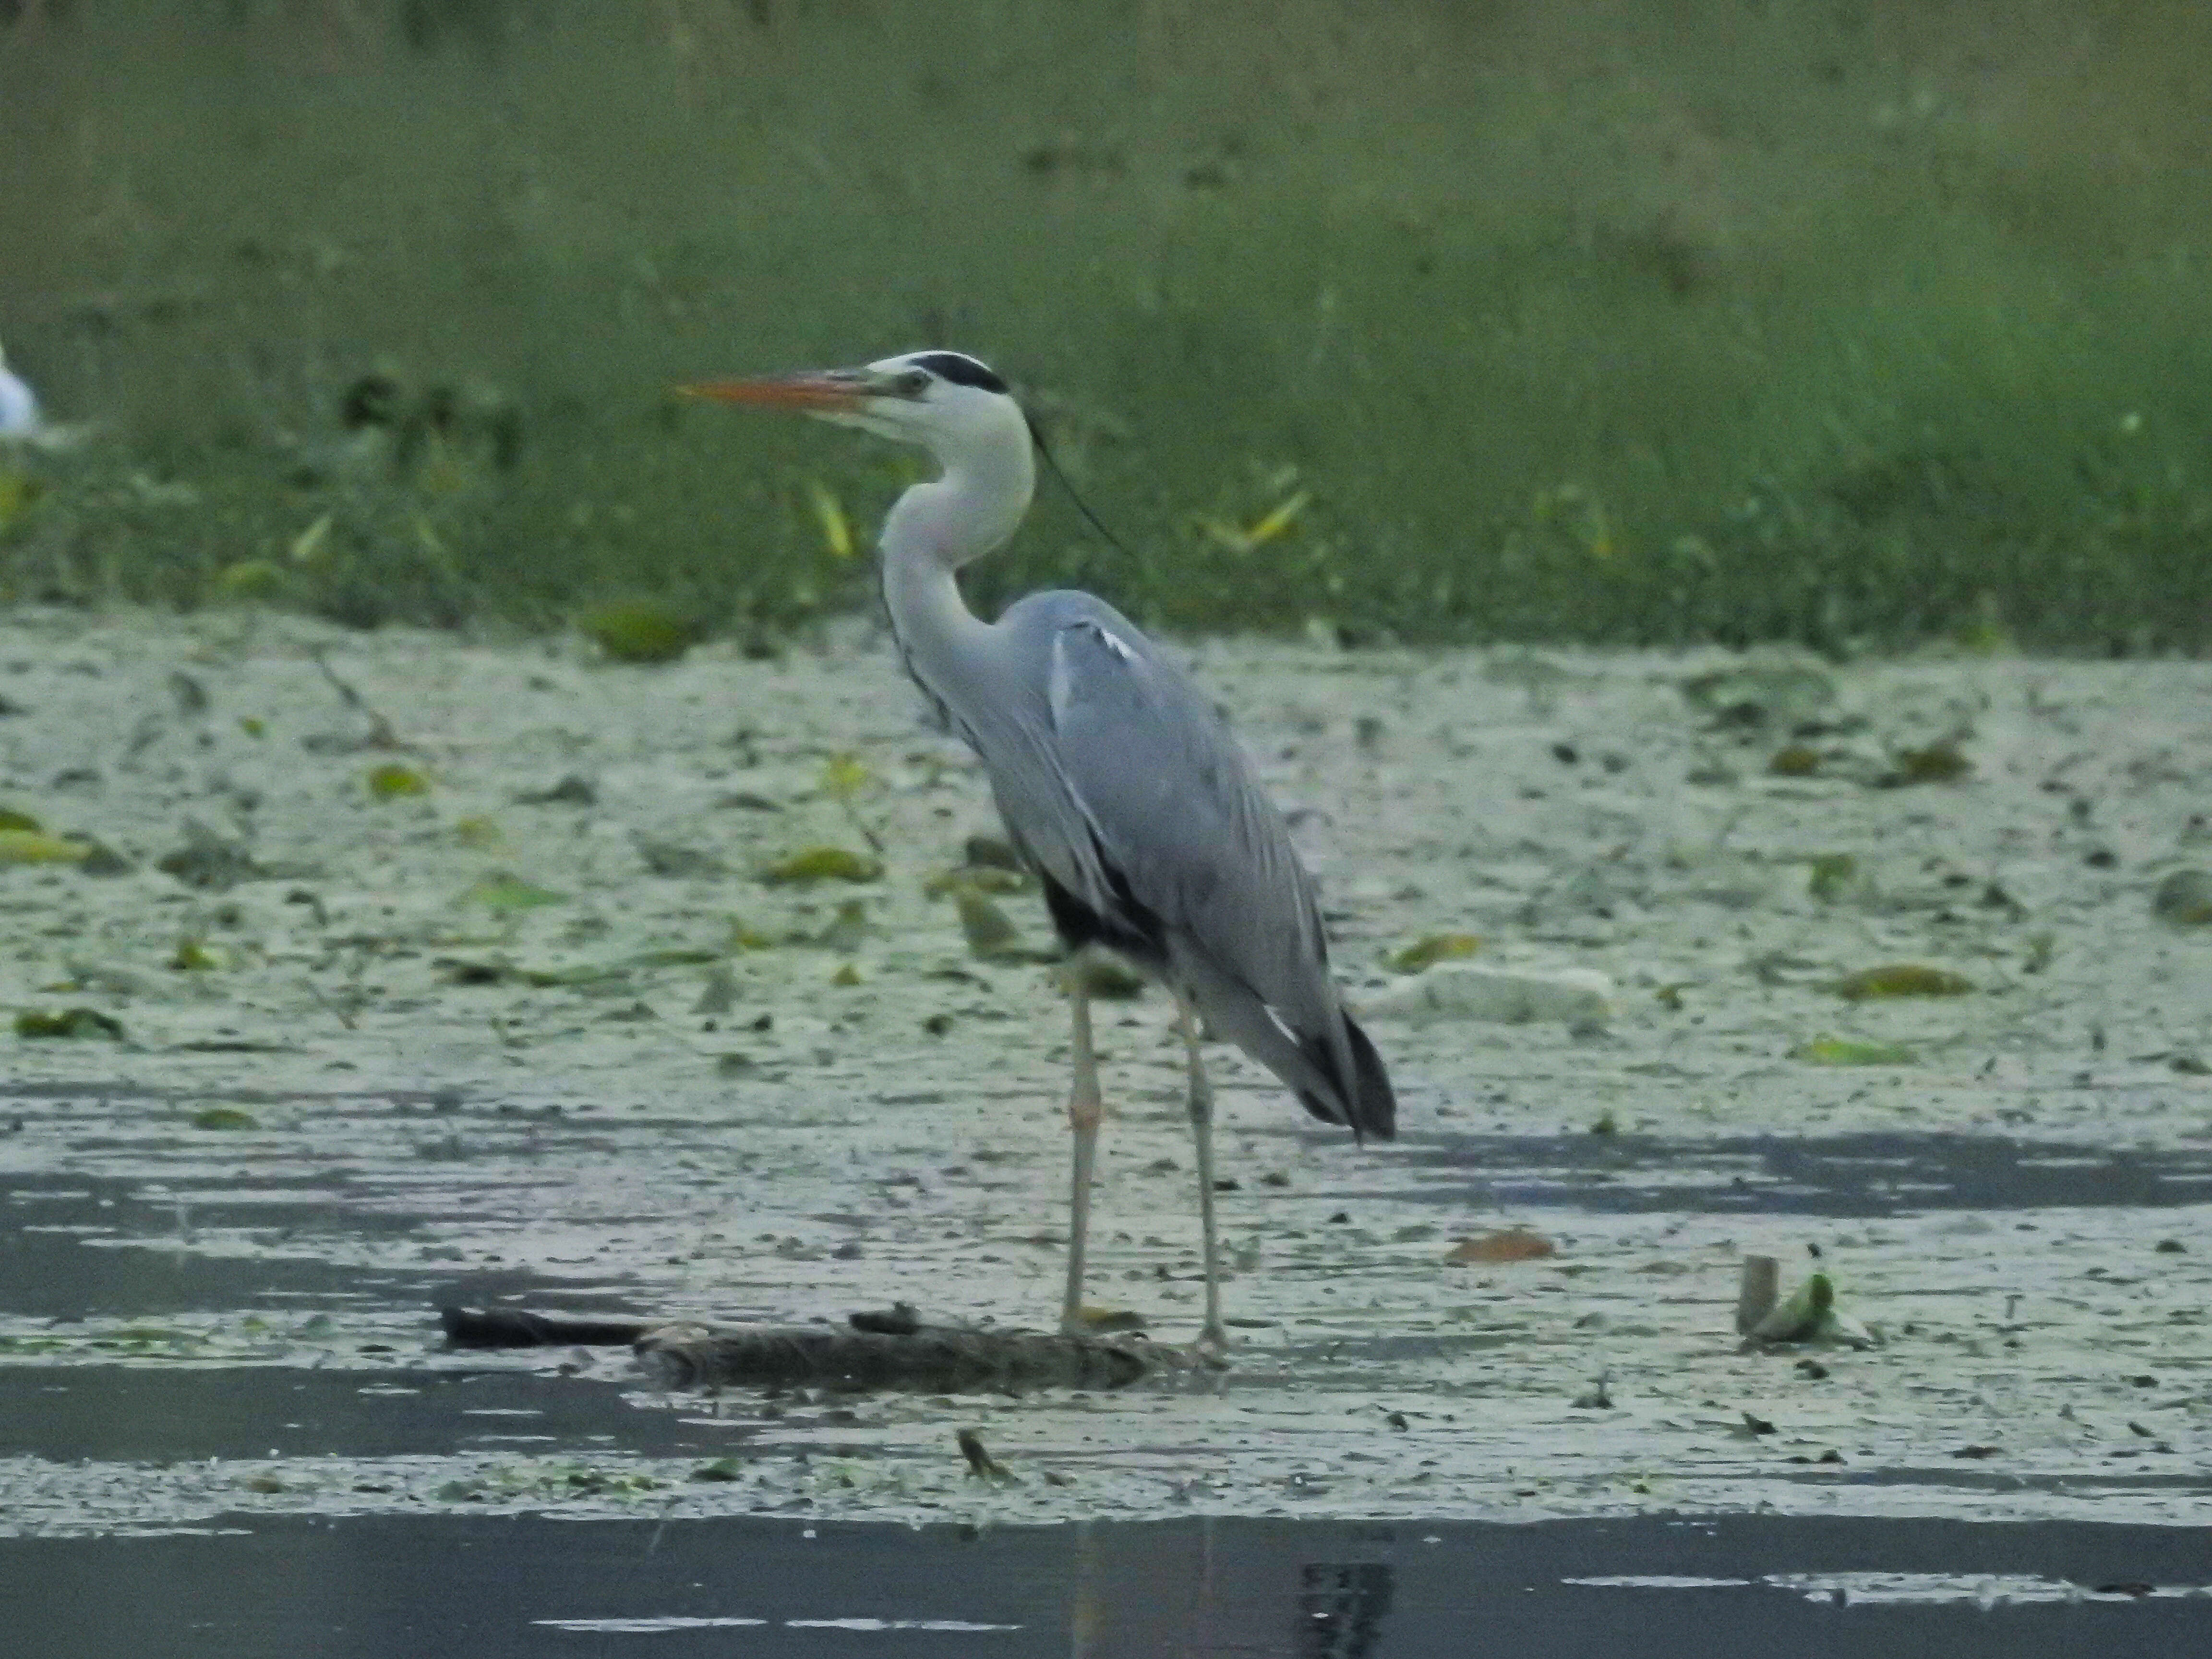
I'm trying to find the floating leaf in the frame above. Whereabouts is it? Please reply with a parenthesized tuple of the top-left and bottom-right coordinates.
(830, 962, 863, 986)
(819, 752, 871, 801)
(16, 1007, 124, 1040)
(0, 807, 42, 833)
(1067, 954, 1146, 999)
(1388, 933, 1480, 974)
(761, 846, 882, 886)
(725, 918, 778, 951)
(0, 829, 90, 865)
(954, 886, 1024, 959)
(457, 871, 567, 914)
(1834, 963, 1972, 1000)
(2151, 869, 2212, 927)
(238, 716, 266, 738)
(1793, 1035, 1918, 1066)
(1445, 1229, 1556, 1264)
(169, 938, 223, 972)
(582, 602, 693, 665)
(689, 1457, 745, 1483)
(1767, 744, 1821, 777)
(366, 763, 430, 799)
(454, 816, 504, 850)
(1806, 853, 1857, 902)
(1878, 739, 1972, 787)
(192, 1106, 259, 1131)
(925, 863, 1029, 898)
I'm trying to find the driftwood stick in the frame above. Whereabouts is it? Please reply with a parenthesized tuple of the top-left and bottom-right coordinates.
(636, 1321, 1154, 1393)
(439, 1304, 1158, 1392)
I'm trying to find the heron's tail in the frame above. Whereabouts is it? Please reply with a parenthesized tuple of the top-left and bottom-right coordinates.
(1293, 1012, 1397, 1143)
(1177, 951, 1397, 1143)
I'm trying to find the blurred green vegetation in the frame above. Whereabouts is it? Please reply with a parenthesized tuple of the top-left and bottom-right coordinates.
(1, 0, 2207, 651)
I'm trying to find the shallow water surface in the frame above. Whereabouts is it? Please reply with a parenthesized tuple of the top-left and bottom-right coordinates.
(3, 1511, 2205, 1659)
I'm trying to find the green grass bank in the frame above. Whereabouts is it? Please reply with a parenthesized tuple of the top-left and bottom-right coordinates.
(2, 0, 2208, 651)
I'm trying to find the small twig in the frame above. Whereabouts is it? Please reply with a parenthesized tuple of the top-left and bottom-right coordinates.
(302, 977, 358, 1032)
(309, 647, 401, 749)
(957, 1428, 1020, 1484)
(838, 795, 886, 856)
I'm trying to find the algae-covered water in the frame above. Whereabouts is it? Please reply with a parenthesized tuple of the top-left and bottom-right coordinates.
(0, 614, 2205, 1561)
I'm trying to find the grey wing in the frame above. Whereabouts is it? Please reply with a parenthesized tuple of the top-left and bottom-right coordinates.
(985, 595, 1392, 1137)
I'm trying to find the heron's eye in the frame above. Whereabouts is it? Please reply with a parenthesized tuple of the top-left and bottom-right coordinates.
(895, 369, 932, 397)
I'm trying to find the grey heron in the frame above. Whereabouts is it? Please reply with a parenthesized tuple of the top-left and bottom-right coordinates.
(685, 349, 1395, 1350)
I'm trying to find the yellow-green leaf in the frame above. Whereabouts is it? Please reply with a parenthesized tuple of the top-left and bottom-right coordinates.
(761, 846, 882, 886)
(1834, 963, 1972, 1000)
(366, 763, 431, 799)
(16, 1007, 124, 1040)
(457, 871, 567, 914)
(1807, 853, 1857, 902)
(1388, 933, 1481, 974)
(1793, 1035, 1918, 1065)
(819, 752, 870, 801)
(170, 938, 223, 972)
(582, 602, 693, 665)
(0, 829, 89, 865)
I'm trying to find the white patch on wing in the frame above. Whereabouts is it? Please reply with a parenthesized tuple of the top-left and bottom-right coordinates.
(1048, 623, 1138, 732)
(1086, 622, 1136, 661)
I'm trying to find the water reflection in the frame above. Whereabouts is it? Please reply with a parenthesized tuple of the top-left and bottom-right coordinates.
(1298, 1563, 1395, 1657)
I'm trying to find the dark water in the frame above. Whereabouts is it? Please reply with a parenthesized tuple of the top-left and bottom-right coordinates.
(0, 1510, 2202, 1659)
(1391, 1130, 2212, 1217)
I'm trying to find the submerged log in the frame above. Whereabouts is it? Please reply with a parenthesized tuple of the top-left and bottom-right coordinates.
(439, 1303, 1157, 1391)
(636, 1321, 1154, 1393)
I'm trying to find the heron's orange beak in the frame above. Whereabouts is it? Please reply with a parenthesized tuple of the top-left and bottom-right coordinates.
(677, 371, 867, 412)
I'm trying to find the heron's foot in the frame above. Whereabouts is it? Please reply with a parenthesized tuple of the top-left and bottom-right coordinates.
(1185, 1323, 1232, 1369)
(1063, 1304, 1147, 1337)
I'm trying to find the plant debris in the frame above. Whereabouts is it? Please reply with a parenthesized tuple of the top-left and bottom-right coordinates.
(1833, 963, 1973, 1000)
(760, 846, 883, 886)
(1386, 932, 1481, 974)
(1445, 1229, 1556, 1264)
(16, 1007, 124, 1040)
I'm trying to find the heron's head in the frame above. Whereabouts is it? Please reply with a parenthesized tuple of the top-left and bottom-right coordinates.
(683, 349, 1027, 469)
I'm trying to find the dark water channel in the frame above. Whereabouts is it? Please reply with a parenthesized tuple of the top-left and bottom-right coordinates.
(1393, 1129, 2212, 1217)
(1, 1510, 2203, 1658)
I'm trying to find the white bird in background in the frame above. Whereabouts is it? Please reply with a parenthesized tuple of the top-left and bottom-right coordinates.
(685, 349, 1395, 1351)
(0, 340, 39, 440)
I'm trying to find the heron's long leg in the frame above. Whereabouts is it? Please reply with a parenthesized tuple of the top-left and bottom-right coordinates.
(1178, 998, 1228, 1351)
(1059, 977, 1103, 1334)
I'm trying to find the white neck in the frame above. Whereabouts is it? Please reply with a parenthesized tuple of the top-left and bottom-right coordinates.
(876, 427, 1035, 710)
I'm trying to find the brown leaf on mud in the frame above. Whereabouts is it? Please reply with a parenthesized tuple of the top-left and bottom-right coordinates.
(1445, 1229, 1556, 1264)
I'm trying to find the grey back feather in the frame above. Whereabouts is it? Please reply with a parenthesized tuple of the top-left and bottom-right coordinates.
(916, 589, 1360, 1104)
